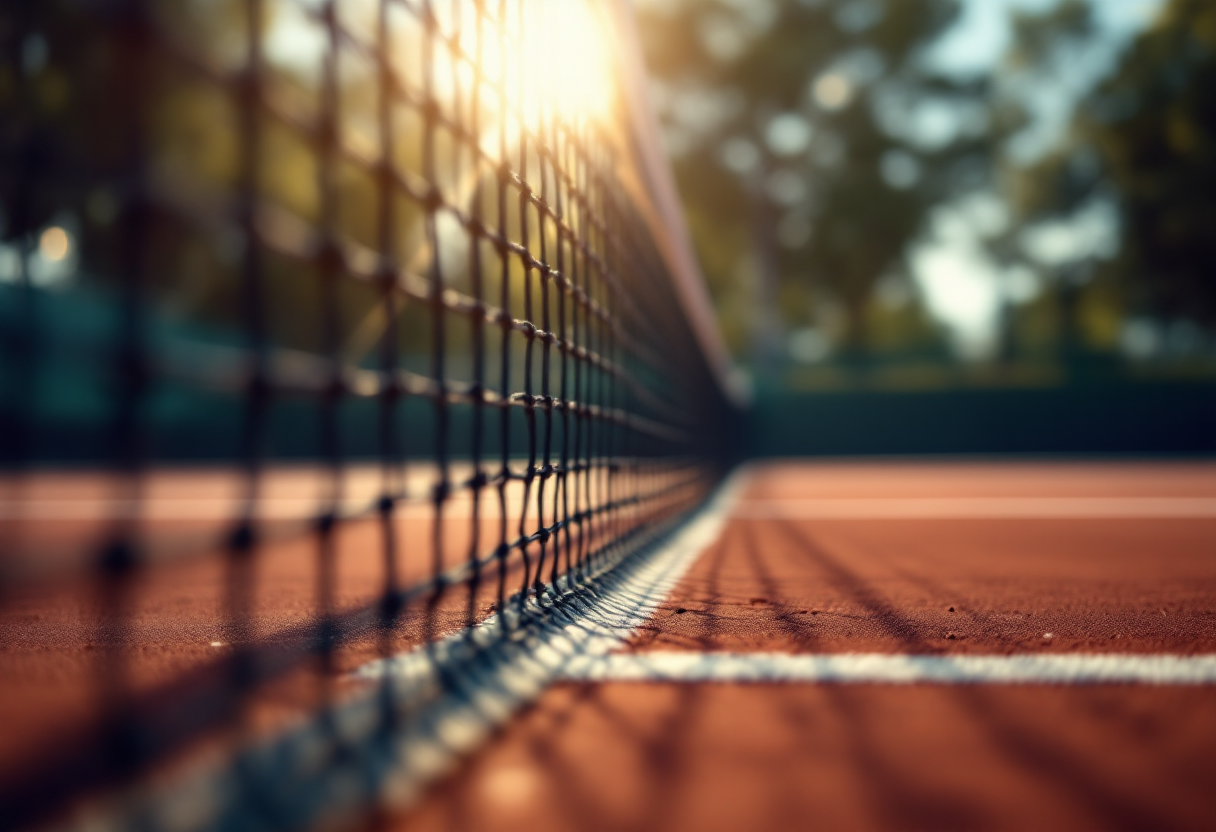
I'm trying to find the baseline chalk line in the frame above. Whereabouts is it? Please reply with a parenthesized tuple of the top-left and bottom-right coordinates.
(561, 651, 1216, 686)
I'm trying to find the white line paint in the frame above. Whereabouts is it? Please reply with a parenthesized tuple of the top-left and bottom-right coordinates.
(333, 471, 746, 810)
(561, 651, 1216, 685)
(733, 497, 1216, 520)
(71, 470, 750, 832)
(353, 471, 749, 689)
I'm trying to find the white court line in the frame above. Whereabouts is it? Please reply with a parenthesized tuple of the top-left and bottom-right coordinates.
(733, 497, 1216, 520)
(73, 471, 751, 832)
(337, 469, 747, 806)
(562, 651, 1216, 686)
(64, 468, 1216, 832)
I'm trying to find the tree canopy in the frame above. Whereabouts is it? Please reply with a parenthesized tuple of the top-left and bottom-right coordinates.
(637, 0, 992, 365)
(1009, 0, 1216, 332)
(640, 0, 1216, 370)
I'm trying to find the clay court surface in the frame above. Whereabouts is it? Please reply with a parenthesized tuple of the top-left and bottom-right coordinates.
(4, 460, 1216, 830)
(403, 460, 1216, 832)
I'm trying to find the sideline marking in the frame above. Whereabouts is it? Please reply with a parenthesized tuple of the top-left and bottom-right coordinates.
(561, 651, 1216, 685)
(70, 470, 749, 831)
(733, 497, 1216, 520)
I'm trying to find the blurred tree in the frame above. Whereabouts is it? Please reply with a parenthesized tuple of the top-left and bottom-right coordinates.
(1000, 0, 1216, 356)
(0, 0, 434, 359)
(977, 0, 1101, 364)
(636, 0, 989, 367)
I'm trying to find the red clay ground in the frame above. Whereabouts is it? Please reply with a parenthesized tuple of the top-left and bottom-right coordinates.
(3, 461, 1215, 830)
(0, 463, 701, 826)
(400, 684, 1216, 832)
(396, 460, 1216, 832)
(630, 517, 1216, 655)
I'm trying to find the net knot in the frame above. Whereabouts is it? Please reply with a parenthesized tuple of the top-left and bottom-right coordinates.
(420, 96, 442, 125)
(374, 262, 397, 290)
(325, 373, 346, 400)
(432, 480, 451, 502)
(247, 367, 270, 401)
(464, 216, 486, 239)
(99, 539, 139, 576)
(314, 240, 344, 274)
(380, 376, 402, 400)
(423, 185, 444, 213)
(227, 522, 257, 553)
(379, 592, 404, 622)
(315, 511, 337, 534)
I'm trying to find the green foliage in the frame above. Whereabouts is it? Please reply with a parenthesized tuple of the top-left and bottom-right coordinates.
(1087, 0, 1216, 326)
(637, 0, 982, 363)
(1001, 0, 1216, 338)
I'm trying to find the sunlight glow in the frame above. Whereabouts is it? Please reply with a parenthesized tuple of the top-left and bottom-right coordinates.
(510, 0, 617, 125)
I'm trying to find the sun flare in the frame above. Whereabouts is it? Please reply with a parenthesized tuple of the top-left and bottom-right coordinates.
(517, 0, 616, 123)
(470, 0, 617, 128)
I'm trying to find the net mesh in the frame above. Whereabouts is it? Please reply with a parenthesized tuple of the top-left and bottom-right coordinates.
(0, 1, 737, 827)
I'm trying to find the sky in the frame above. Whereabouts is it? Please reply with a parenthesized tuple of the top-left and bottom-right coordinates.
(913, 0, 1163, 358)
(931, 0, 1161, 74)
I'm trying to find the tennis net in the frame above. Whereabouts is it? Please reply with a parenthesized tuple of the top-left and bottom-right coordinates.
(0, 0, 739, 828)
